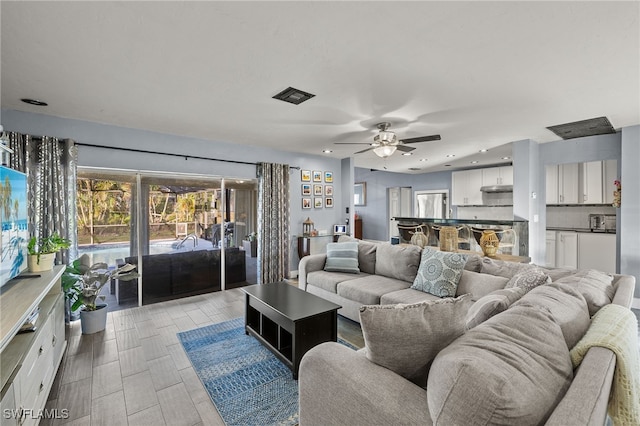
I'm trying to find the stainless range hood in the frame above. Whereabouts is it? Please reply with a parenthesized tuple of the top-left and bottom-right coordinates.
(480, 185, 513, 193)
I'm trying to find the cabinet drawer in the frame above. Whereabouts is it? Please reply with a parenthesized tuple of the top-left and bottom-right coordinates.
(19, 318, 52, 386)
(19, 317, 54, 413)
(52, 296, 66, 364)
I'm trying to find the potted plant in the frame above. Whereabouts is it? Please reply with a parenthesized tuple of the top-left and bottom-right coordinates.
(63, 255, 139, 334)
(27, 233, 71, 272)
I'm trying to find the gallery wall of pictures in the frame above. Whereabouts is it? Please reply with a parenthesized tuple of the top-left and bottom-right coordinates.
(301, 169, 334, 209)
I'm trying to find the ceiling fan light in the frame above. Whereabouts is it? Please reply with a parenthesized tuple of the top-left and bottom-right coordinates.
(373, 145, 397, 158)
(374, 131, 397, 144)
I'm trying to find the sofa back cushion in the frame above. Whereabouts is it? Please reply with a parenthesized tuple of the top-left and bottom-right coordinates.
(375, 243, 422, 283)
(464, 254, 483, 272)
(324, 242, 359, 274)
(465, 287, 526, 330)
(411, 248, 468, 297)
(455, 270, 510, 300)
(480, 257, 536, 278)
(338, 235, 378, 274)
(512, 283, 590, 349)
(428, 304, 573, 425)
(359, 294, 472, 386)
(555, 269, 615, 316)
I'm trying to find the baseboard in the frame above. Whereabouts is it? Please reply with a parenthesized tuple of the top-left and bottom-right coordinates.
(632, 298, 640, 310)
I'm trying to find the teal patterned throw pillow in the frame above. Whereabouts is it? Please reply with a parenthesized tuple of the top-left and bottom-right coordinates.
(411, 248, 468, 297)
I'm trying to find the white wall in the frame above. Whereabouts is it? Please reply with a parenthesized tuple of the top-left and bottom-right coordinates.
(2, 109, 345, 272)
(620, 125, 640, 297)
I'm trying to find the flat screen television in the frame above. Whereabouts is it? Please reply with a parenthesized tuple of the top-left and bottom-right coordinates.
(0, 166, 28, 287)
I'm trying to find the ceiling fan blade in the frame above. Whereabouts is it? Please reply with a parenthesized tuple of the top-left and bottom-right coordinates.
(354, 147, 376, 154)
(400, 134, 442, 144)
(334, 142, 375, 145)
(395, 145, 416, 153)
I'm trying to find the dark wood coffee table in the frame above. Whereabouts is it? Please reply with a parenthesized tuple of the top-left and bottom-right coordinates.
(242, 282, 341, 379)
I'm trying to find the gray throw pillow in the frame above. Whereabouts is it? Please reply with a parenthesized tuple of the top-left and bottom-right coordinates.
(359, 294, 473, 386)
(455, 270, 510, 300)
(375, 243, 422, 283)
(465, 287, 526, 330)
(555, 269, 615, 316)
(324, 242, 359, 274)
(411, 247, 468, 297)
(464, 254, 483, 272)
(513, 283, 590, 349)
(428, 304, 574, 425)
(480, 257, 536, 278)
(504, 267, 551, 293)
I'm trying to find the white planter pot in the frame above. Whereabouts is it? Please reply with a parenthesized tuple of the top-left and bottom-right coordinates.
(28, 253, 56, 272)
(80, 304, 108, 334)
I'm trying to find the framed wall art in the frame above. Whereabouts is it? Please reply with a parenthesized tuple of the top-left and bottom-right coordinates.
(325, 185, 333, 196)
(324, 171, 333, 183)
(314, 197, 323, 208)
(313, 184, 323, 196)
(301, 184, 311, 196)
(325, 197, 334, 208)
(313, 171, 322, 182)
(301, 170, 311, 182)
(302, 198, 311, 209)
(354, 182, 366, 206)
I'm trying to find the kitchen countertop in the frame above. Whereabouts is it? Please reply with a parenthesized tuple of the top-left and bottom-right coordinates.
(394, 217, 527, 226)
(547, 227, 616, 234)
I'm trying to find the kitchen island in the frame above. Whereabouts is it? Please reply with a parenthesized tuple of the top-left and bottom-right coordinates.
(394, 217, 529, 257)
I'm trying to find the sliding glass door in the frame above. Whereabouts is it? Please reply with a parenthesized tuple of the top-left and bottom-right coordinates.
(77, 168, 258, 308)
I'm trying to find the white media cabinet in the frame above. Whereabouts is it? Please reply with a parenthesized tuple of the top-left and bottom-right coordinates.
(0, 266, 66, 426)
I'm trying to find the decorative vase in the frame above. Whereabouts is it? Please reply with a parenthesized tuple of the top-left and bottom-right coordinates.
(439, 226, 458, 252)
(480, 230, 500, 257)
(28, 253, 56, 272)
(80, 304, 108, 334)
(410, 228, 429, 248)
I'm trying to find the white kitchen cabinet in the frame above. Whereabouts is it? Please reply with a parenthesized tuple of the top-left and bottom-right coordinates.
(580, 161, 603, 204)
(546, 164, 579, 204)
(452, 169, 483, 206)
(556, 231, 578, 269)
(603, 159, 618, 205)
(482, 166, 513, 186)
(578, 233, 616, 274)
(545, 231, 557, 268)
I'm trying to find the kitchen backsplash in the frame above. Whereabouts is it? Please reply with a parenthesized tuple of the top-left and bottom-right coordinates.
(457, 206, 514, 221)
(547, 205, 616, 229)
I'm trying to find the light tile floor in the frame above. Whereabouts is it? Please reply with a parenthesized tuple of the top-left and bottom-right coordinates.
(44, 287, 363, 426)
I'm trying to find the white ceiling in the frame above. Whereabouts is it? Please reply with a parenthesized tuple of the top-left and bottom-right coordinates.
(1, 1, 639, 173)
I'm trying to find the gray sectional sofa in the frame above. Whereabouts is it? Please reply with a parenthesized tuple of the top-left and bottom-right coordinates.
(297, 237, 636, 426)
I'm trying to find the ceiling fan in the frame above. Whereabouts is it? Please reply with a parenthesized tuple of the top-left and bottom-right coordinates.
(334, 122, 441, 158)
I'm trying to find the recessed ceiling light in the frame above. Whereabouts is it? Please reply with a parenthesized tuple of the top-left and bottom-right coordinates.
(408, 167, 421, 171)
(470, 160, 479, 164)
(21, 98, 48, 106)
(502, 156, 510, 160)
(419, 158, 428, 162)
(402, 152, 413, 156)
(446, 154, 455, 158)
(479, 149, 488, 153)
(322, 149, 333, 154)
(444, 164, 452, 167)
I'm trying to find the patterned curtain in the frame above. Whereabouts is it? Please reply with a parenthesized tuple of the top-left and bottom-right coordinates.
(9, 132, 78, 264)
(256, 162, 290, 284)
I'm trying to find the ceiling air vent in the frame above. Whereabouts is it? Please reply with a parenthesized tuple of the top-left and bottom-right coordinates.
(272, 87, 315, 105)
(546, 116, 615, 140)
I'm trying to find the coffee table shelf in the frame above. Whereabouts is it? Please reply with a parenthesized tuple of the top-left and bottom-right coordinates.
(243, 282, 341, 379)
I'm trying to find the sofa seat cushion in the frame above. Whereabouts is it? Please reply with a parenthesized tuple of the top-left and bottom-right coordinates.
(454, 270, 510, 300)
(513, 283, 590, 349)
(360, 295, 473, 386)
(555, 269, 615, 316)
(375, 243, 422, 283)
(337, 276, 411, 306)
(428, 304, 574, 425)
(380, 288, 442, 305)
(411, 248, 468, 297)
(307, 270, 372, 294)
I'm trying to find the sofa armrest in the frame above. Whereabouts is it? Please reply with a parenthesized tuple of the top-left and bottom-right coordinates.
(611, 274, 635, 308)
(298, 254, 327, 291)
(545, 347, 615, 426)
(299, 342, 431, 426)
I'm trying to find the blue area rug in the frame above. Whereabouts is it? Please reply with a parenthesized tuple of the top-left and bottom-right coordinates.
(178, 317, 355, 426)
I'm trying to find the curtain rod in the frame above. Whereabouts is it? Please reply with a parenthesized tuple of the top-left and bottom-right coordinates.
(75, 142, 300, 170)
